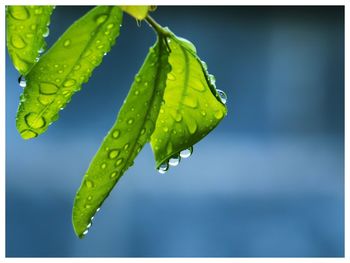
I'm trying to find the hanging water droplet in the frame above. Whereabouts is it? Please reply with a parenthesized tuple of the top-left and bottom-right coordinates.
(136, 19, 141, 27)
(167, 73, 176, 81)
(216, 89, 227, 104)
(18, 75, 26, 88)
(169, 155, 181, 167)
(83, 229, 89, 235)
(158, 162, 169, 174)
(96, 14, 108, 24)
(180, 147, 193, 158)
(96, 207, 101, 212)
(42, 27, 49, 37)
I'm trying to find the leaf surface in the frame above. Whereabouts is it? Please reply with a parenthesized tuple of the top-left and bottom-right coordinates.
(72, 37, 170, 238)
(150, 32, 227, 168)
(6, 5, 54, 75)
(120, 6, 151, 20)
(16, 6, 123, 140)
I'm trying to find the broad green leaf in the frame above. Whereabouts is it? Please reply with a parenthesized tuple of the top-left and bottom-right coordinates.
(6, 5, 54, 75)
(72, 37, 170, 238)
(120, 5, 151, 20)
(150, 32, 227, 169)
(16, 6, 123, 140)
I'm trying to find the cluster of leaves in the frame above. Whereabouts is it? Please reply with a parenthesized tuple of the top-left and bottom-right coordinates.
(7, 5, 227, 238)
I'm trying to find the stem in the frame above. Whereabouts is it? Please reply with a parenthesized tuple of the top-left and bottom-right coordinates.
(145, 15, 170, 37)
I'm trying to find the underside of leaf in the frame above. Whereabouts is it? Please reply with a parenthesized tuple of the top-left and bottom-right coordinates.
(72, 37, 170, 238)
(16, 6, 123, 140)
(6, 5, 54, 75)
(150, 32, 227, 168)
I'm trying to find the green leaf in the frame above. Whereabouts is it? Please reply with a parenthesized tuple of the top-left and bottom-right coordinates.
(6, 5, 54, 75)
(120, 5, 151, 20)
(150, 32, 227, 169)
(15, 6, 123, 140)
(72, 37, 170, 238)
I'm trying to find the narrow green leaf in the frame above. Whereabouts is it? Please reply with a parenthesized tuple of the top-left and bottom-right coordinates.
(6, 5, 54, 75)
(72, 37, 170, 238)
(16, 6, 123, 140)
(150, 32, 227, 168)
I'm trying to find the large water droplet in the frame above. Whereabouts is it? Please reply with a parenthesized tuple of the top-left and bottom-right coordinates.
(96, 14, 108, 24)
(20, 129, 37, 139)
(108, 149, 120, 159)
(169, 155, 181, 167)
(18, 75, 26, 88)
(25, 112, 46, 129)
(180, 147, 193, 158)
(39, 82, 58, 95)
(158, 162, 169, 174)
(216, 89, 227, 104)
(214, 110, 224, 119)
(9, 6, 29, 20)
(11, 35, 26, 49)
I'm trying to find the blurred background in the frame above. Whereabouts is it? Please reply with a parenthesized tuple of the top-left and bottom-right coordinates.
(6, 6, 344, 257)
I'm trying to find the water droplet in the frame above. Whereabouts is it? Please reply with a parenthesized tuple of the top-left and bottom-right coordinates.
(201, 110, 207, 117)
(163, 127, 169, 132)
(167, 73, 176, 81)
(83, 49, 92, 58)
(144, 82, 149, 87)
(136, 19, 141, 27)
(96, 207, 101, 212)
(108, 149, 120, 159)
(20, 129, 37, 139)
(183, 97, 198, 108)
(134, 90, 140, 96)
(25, 33, 34, 39)
(30, 24, 37, 30)
(216, 89, 227, 104)
(201, 61, 208, 71)
(73, 64, 81, 71)
(38, 95, 54, 105)
(127, 118, 134, 125)
(110, 172, 117, 179)
(34, 7, 43, 15)
(158, 162, 169, 174)
(115, 158, 124, 166)
(107, 23, 114, 29)
(85, 204, 91, 209)
(124, 144, 129, 150)
(63, 39, 71, 47)
(63, 79, 76, 87)
(214, 110, 224, 119)
(9, 6, 29, 20)
(112, 129, 120, 139)
(85, 180, 94, 188)
(140, 128, 146, 135)
(18, 75, 26, 88)
(39, 82, 58, 95)
(169, 155, 181, 166)
(42, 27, 49, 37)
(101, 163, 107, 169)
(83, 229, 89, 235)
(97, 45, 104, 49)
(170, 112, 182, 122)
(180, 147, 193, 158)
(87, 195, 93, 201)
(96, 14, 108, 24)
(177, 37, 197, 53)
(11, 35, 26, 49)
(58, 69, 64, 74)
(25, 112, 46, 129)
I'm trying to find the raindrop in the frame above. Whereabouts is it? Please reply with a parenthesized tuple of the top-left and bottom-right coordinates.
(110, 172, 117, 179)
(96, 14, 108, 24)
(42, 27, 49, 37)
(136, 19, 141, 27)
(167, 73, 176, 81)
(96, 207, 101, 212)
(39, 82, 58, 95)
(169, 155, 181, 166)
(177, 37, 196, 53)
(63, 39, 71, 47)
(85, 180, 94, 188)
(73, 64, 81, 71)
(216, 89, 227, 104)
(127, 118, 134, 125)
(115, 158, 124, 166)
(183, 97, 198, 108)
(83, 229, 89, 235)
(180, 147, 193, 158)
(25, 112, 46, 129)
(20, 129, 37, 139)
(63, 79, 76, 87)
(101, 163, 107, 169)
(201, 61, 208, 71)
(214, 110, 224, 120)
(9, 6, 29, 20)
(140, 128, 146, 135)
(158, 162, 169, 174)
(107, 23, 114, 29)
(112, 129, 120, 139)
(108, 149, 120, 159)
(124, 144, 129, 150)
(18, 75, 26, 88)
(11, 35, 26, 49)
(134, 90, 140, 95)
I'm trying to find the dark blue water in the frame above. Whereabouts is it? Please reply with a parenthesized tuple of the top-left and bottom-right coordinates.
(6, 6, 344, 257)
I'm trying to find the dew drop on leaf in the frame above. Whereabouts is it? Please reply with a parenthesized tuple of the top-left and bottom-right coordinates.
(25, 112, 46, 129)
(63, 79, 76, 87)
(39, 82, 58, 95)
(42, 27, 49, 37)
(115, 158, 124, 166)
(169, 155, 181, 166)
(110, 172, 117, 179)
(9, 6, 29, 20)
(85, 179, 94, 188)
(96, 14, 108, 24)
(108, 149, 120, 159)
(18, 75, 26, 88)
(11, 35, 26, 49)
(127, 118, 134, 125)
(158, 162, 169, 174)
(112, 129, 120, 139)
(180, 147, 193, 158)
(214, 110, 224, 120)
(63, 39, 71, 47)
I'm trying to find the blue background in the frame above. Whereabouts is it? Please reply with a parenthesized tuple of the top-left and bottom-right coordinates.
(6, 6, 344, 257)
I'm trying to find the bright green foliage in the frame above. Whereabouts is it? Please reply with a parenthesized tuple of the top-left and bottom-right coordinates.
(16, 6, 123, 140)
(72, 37, 170, 238)
(150, 32, 227, 168)
(120, 5, 151, 20)
(6, 5, 54, 75)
